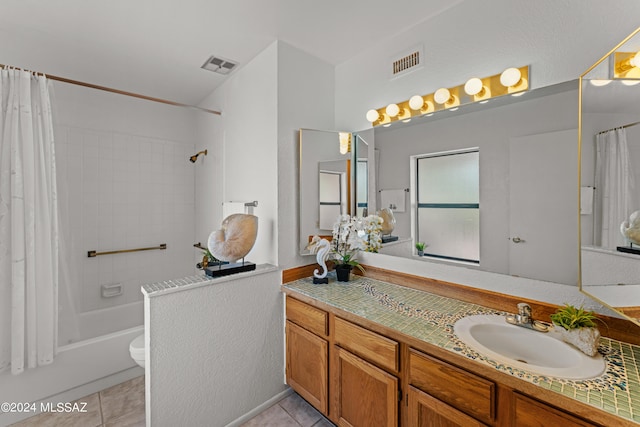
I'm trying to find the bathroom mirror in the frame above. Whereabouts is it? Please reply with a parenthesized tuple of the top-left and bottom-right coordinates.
(300, 80, 581, 284)
(349, 81, 580, 283)
(579, 27, 640, 326)
(354, 130, 377, 218)
(299, 129, 352, 254)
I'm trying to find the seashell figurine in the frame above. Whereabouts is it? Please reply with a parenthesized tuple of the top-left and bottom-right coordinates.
(307, 236, 331, 281)
(208, 214, 258, 262)
(377, 208, 396, 236)
(621, 210, 640, 246)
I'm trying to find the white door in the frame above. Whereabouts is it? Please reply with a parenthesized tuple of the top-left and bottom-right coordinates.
(509, 129, 579, 285)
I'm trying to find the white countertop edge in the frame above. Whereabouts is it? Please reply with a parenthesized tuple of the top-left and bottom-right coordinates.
(142, 264, 280, 298)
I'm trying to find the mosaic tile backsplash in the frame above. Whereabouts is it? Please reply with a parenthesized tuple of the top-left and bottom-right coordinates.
(284, 275, 640, 424)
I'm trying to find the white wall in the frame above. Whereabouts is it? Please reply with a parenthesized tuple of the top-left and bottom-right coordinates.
(195, 41, 335, 269)
(145, 266, 286, 427)
(335, 0, 640, 131)
(54, 82, 197, 344)
(196, 43, 279, 266)
(276, 42, 335, 268)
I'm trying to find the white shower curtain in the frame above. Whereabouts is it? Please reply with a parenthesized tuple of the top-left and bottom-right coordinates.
(0, 69, 59, 375)
(594, 128, 635, 249)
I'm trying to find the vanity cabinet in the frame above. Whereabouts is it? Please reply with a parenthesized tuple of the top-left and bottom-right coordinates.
(333, 317, 400, 426)
(334, 346, 398, 426)
(284, 293, 622, 427)
(511, 392, 598, 427)
(285, 297, 329, 414)
(408, 349, 495, 426)
(408, 386, 488, 427)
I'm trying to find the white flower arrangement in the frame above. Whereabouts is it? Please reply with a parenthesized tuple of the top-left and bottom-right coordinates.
(331, 214, 383, 271)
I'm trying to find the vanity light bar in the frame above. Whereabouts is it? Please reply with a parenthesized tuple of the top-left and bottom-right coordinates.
(366, 66, 530, 127)
(614, 52, 640, 79)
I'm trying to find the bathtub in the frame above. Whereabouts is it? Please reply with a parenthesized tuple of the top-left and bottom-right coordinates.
(0, 302, 144, 426)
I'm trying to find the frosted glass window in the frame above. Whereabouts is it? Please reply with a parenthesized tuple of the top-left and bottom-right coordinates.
(416, 149, 479, 263)
(319, 172, 341, 202)
(417, 208, 479, 261)
(418, 151, 479, 203)
(319, 171, 342, 230)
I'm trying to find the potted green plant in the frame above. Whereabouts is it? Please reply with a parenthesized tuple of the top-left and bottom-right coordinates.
(550, 304, 601, 356)
(415, 242, 426, 256)
(197, 247, 225, 269)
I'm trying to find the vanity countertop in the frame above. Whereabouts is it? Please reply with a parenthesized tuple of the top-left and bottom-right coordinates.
(283, 274, 640, 424)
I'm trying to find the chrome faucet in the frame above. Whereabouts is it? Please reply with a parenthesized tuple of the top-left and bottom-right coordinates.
(506, 303, 551, 332)
(516, 302, 531, 324)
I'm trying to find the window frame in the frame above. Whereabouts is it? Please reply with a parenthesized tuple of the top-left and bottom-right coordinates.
(411, 147, 480, 264)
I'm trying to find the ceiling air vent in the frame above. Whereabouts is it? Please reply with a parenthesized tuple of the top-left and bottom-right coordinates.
(390, 46, 423, 79)
(201, 55, 238, 75)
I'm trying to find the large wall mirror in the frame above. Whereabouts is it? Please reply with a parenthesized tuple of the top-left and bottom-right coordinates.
(579, 27, 640, 326)
(299, 79, 582, 285)
(299, 129, 353, 254)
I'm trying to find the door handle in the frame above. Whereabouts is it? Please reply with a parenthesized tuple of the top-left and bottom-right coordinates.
(511, 237, 525, 243)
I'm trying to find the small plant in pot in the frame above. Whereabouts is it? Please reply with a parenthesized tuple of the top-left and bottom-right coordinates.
(415, 242, 426, 256)
(197, 248, 225, 269)
(550, 304, 601, 356)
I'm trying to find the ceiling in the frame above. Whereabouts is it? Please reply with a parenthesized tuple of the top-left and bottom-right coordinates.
(0, 0, 461, 105)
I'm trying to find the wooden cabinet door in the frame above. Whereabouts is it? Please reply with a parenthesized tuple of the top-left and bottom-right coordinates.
(334, 346, 398, 427)
(408, 349, 495, 424)
(408, 386, 488, 427)
(512, 392, 597, 427)
(286, 320, 328, 414)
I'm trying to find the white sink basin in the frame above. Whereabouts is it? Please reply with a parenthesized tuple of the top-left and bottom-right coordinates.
(454, 315, 605, 379)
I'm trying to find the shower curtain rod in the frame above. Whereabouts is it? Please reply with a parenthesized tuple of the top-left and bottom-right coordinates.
(597, 121, 640, 135)
(0, 64, 222, 116)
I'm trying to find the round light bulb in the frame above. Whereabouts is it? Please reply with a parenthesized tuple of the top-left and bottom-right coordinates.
(464, 78, 483, 96)
(386, 103, 400, 117)
(434, 88, 451, 104)
(589, 79, 612, 87)
(366, 109, 380, 122)
(500, 67, 522, 87)
(409, 95, 424, 110)
(622, 79, 640, 86)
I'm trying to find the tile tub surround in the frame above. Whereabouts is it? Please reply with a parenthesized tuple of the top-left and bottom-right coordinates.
(283, 276, 640, 425)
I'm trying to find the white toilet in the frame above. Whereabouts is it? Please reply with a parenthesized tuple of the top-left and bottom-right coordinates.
(129, 333, 145, 368)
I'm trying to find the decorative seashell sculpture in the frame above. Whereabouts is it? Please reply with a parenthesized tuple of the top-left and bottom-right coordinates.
(207, 214, 258, 262)
(307, 235, 331, 280)
(620, 210, 640, 246)
(377, 208, 396, 235)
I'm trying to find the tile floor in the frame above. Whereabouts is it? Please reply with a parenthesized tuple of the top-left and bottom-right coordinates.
(10, 376, 145, 427)
(241, 393, 334, 427)
(10, 376, 332, 427)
